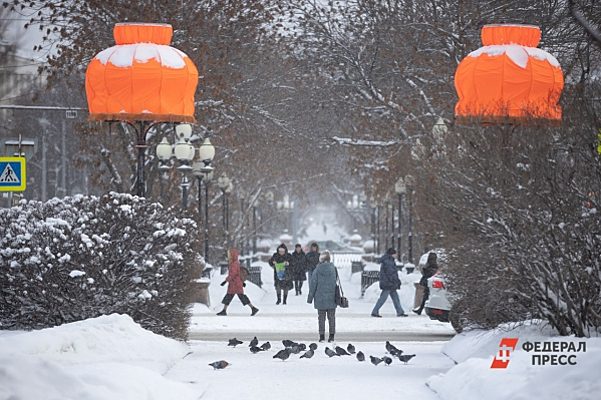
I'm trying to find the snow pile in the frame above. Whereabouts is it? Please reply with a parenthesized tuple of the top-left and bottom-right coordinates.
(469, 45, 560, 69)
(441, 320, 555, 363)
(428, 322, 601, 400)
(0, 314, 198, 400)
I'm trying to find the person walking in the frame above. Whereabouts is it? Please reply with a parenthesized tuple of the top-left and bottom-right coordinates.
(305, 242, 320, 284)
(413, 252, 439, 315)
(290, 243, 308, 296)
(371, 248, 408, 317)
(269, 243, 293, 305)
(307, 250, 338, 343)
(217, 248, 259, 316)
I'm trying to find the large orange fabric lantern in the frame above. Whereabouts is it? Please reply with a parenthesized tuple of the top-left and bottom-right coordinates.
(85, 23, 198, 122)
(455, 24, 563, 122)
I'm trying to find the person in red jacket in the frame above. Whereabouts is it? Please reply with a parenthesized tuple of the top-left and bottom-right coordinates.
(217, 248, 259, 316)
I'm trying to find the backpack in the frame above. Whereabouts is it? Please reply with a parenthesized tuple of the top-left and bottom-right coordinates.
(240, 266, 250, 282)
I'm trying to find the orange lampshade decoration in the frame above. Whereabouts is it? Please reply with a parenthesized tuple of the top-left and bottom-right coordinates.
(85, 23, 198, 122)
(455, 24, 563, 123)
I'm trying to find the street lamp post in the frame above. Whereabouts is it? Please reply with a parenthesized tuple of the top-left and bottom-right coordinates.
(252, 196, 260, 262)
(346, 194, 361, 230)
(395, 177, 406, 260)
(376, 203, 381, 254)
(173, 124, 195, 209)
(384, 199, 390, 250)
(277, 194, 295, 241)
(405, 174, 415, 264)
(155, 124, 195, 210)
(369, 196, 378, 256)
(217, 173, 233, 254)
(192, 137, 216, 263)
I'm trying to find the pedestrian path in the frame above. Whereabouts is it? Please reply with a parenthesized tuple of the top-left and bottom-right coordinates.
(189, 271, 455, 341)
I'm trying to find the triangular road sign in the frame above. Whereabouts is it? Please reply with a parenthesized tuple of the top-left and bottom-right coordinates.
(0, 163, 20, 184)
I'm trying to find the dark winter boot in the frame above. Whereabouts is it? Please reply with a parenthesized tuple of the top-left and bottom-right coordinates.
(319, 334, 325, 343)
(283, 293, 288, 305)
(276, 294, 281, 305)
(251, 306, 259, 316)
(328, 334, 335, 343)
(216, 310, 227, 316)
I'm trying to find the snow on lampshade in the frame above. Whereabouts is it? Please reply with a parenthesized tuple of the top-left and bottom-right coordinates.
(454, 24, 563, 123)
(85, 23, 198, 122)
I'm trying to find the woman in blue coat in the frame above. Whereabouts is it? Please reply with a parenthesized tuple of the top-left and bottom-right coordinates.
(307, 250, 338, 343)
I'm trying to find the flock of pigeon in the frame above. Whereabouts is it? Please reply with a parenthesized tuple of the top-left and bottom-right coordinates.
(208, 337, 416, 370)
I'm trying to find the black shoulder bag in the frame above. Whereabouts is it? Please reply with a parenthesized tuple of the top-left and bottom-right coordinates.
(335, 268, 349, 308)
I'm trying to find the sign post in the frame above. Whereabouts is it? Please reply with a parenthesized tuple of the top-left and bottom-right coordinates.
(0, 157, 27, 192)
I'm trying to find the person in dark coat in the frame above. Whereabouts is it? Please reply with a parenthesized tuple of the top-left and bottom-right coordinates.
(290, 244, 308, 296)
(217, 248, 259, 316)
(413, 252, 438, 315)
(371, 248, 407, 317)
(305, 242, 320, 284)
(269, 243, 293, 305)
(307, 250, 338, 343)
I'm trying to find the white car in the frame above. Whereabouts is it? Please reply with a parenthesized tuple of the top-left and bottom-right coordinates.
(425, 273, 452, 323)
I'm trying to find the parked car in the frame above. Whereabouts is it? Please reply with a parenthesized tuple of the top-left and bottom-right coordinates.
(425, 273, 452, 323)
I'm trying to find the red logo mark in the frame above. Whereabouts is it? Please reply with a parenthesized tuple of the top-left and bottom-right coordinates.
(490, 338, 519, 369)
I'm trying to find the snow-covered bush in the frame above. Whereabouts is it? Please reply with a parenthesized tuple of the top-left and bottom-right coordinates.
(0, 192, 201, 339)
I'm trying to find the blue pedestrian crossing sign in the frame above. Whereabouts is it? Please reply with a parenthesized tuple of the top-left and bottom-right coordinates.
(0, 157, 26, 192)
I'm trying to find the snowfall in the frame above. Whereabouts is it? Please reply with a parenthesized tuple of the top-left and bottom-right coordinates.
(1, 253, 599, 400)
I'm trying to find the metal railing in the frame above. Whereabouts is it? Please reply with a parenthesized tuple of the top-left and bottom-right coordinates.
(247, 266, 263, 288)
(361, 270, 379, 297)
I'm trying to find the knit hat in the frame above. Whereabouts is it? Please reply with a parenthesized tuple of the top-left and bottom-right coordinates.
(386, 248, 397, 255)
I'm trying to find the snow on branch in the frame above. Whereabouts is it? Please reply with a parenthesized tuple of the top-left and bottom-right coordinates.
(331, 136, 399, 147)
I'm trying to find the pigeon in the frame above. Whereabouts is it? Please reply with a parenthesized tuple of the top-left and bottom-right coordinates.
(383, 356, 393, 366)
(309, 343, 318, 351)
(228, 338, 243, 347)
(298, 343, 307, 351)
(370, 356, 383, 366)
(249, 336, 259, 347)
(386, 341, 402, 356)
(282, 339, 297, 348)
(208, 360, 230, 370)
(289, 345, 302, 355)
(325, 347, 338, 358)
(273, 349, 291, 361)
(335, 346, 350, 356)
(250, 346, 263, 354)
(356, 351, 365, 362)
(397, 354, 416, 364)
(300, 349, 315, 359)
(347, 344, 356, 354)
(260, 342, 271, 351)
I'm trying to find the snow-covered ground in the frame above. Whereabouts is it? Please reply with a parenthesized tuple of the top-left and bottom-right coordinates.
(2, 313, 599, 399)
(428, 321, 601, 400)
(189, 261, 455, 339)
(0, 314, 197, 400)
(167, 340, 453, 400)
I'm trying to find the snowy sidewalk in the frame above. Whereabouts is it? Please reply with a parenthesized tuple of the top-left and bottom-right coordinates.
(189, 265, 455, 342)
(166, 340, 455, 400)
